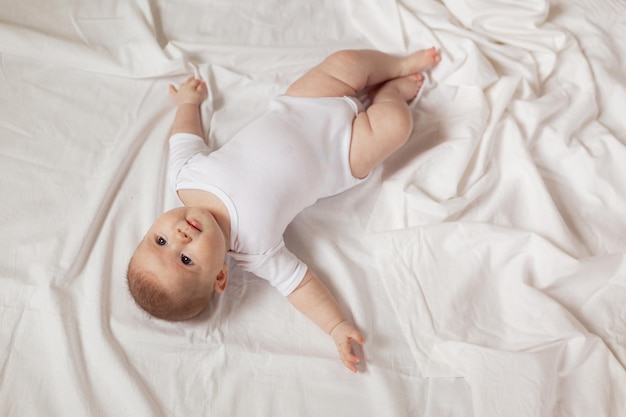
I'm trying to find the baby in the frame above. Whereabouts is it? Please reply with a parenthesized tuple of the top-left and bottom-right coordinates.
(127, 47, 441, 372)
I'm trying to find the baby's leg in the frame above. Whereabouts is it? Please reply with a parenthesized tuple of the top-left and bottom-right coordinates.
(348, 73, 427, 178)
(285, 48, 440, 178)
(350, 74, 423, 178)
(286, 48, 440, 98)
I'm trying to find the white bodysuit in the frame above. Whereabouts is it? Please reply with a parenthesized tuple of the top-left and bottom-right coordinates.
(168, 95, 366, 296)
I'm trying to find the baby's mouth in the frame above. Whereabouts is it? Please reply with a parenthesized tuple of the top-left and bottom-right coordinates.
(187, 219, 202, 232)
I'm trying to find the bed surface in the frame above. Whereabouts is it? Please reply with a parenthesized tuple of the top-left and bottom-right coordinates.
(1, 0, 625, 416)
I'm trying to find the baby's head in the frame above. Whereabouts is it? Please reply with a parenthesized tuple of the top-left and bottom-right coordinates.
(127, 207, 229, 321)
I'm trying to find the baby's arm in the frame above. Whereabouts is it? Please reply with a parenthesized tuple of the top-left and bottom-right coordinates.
(169, 76, 208, 137)
(287, 268, 365, 373)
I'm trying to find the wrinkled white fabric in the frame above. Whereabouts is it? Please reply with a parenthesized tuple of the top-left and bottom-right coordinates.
(1, 0, 625, 416)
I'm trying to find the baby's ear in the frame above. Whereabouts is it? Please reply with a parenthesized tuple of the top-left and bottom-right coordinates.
(214, 264, 228, 293)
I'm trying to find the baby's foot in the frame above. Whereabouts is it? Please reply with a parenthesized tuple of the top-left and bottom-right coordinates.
(394, 74, 424, 101)
(373, 73, 424, 103)
(404, 47, 441, 74)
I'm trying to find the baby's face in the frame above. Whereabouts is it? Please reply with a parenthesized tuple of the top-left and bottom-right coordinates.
(134, 207, 228, 296)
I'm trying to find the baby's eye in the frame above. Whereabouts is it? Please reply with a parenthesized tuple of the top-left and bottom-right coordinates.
(181, 255, 193, 265)
(156, 236, 167, 246)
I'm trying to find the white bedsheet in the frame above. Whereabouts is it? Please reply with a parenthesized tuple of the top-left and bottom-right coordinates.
(1, 0, 625, 416)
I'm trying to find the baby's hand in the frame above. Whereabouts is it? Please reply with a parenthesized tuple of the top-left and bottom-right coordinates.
(169, 76, 208, 106)
(330, 321, 365, 373)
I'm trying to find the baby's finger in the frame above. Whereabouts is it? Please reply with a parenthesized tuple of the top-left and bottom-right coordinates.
(350, 330, 365, 346)
(168, 84, 178, 97)
(338, 343, 361, 370)
(340, 349, 360, 373)
(340, 346, 360, 363)
(343, 357, 359, 373)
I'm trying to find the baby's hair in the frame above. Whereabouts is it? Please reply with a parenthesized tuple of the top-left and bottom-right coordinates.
(126, 257, 208, 321)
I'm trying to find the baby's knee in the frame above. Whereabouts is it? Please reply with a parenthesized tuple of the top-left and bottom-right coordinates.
(392, 111, 414, 143)
(373, 102, 414, 143)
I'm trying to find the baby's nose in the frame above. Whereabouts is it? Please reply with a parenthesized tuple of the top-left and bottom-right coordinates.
(177, 228, 191, 241)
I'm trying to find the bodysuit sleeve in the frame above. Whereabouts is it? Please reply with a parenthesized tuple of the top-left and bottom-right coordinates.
(167, 133, 208, 191)
(229, 240, 308, 296)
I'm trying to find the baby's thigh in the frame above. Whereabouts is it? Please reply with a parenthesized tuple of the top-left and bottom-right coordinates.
(286, 68, 357, 98)
(348, 106, 412, 179)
